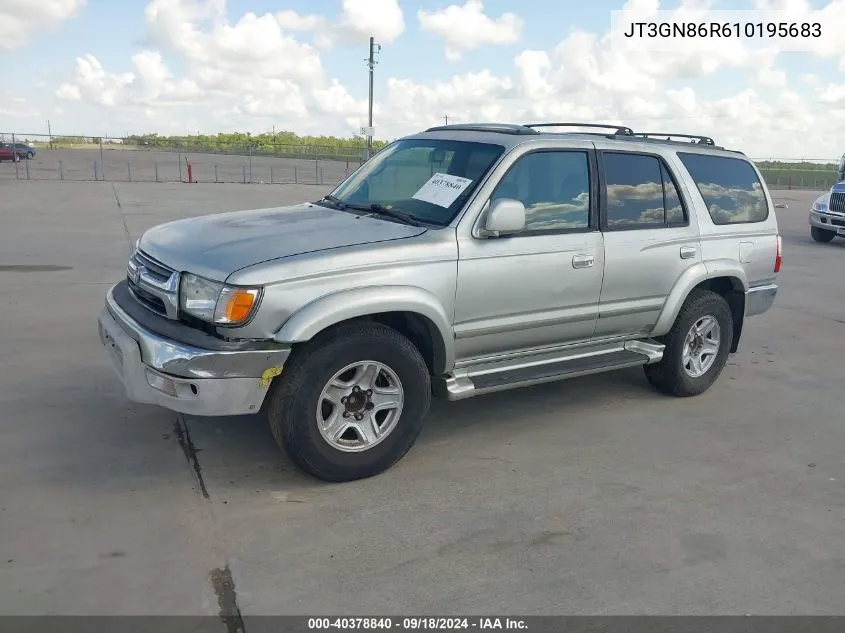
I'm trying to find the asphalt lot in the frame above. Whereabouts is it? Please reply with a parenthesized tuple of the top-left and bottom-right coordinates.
(0, 147, 359, 186)
(1, 181, 844, 618)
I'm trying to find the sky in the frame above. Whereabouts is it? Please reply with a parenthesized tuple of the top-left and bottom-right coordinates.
(2, 0, 845, 158)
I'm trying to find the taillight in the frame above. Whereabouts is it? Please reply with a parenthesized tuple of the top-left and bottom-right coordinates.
(774, 235, 782, 273)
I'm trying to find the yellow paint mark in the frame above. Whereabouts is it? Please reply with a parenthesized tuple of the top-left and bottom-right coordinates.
(259, 366, 283, 388)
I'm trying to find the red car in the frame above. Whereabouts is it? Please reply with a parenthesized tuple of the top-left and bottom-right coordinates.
(0, 143, 21, 162)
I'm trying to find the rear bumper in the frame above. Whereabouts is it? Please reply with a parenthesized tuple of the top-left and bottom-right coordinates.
(98, 284, 290, 416)
(745, 284, 778, 318)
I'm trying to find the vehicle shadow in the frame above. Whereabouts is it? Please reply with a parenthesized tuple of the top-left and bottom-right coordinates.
(180, 366, 659, 498)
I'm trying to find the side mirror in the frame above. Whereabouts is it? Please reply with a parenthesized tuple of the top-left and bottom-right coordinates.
(480, 198, 525, 237)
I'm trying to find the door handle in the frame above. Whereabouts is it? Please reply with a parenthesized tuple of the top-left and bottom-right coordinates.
(680, 246, 697, 260)
(572, 254, 594, 269)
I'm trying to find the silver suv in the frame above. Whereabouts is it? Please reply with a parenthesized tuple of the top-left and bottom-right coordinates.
(97, 122, 782, 482)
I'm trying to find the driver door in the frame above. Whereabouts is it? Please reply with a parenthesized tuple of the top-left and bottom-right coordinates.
(453, 146, 605, 361)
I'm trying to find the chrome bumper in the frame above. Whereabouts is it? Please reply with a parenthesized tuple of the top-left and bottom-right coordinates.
(809, 209, 845, 234)
(97, 285, 290, 416)
(745, 284, 778, 318)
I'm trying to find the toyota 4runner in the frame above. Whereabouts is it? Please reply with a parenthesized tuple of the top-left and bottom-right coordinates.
(97, 122, 782, 482)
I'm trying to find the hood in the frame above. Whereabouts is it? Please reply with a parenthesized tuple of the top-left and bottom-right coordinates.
(138, 202, 427, 282)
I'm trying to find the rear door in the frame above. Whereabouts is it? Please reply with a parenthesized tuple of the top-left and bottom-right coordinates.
(593, 148, 702, 338)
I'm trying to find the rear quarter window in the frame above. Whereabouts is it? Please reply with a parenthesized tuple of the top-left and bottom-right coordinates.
(677, 153, 769, 225)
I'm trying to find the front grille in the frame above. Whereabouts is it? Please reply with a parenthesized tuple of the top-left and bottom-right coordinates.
(134, 249, 175, 282)
(829, 192, 845, 214)
(831, 218, 845, 228)
(126, 248, 177, 318)
(127, 277, 168, 315)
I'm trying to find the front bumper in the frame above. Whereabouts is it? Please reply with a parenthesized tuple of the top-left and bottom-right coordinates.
(97, 284, 290, 416)
(809, 209, 845, 235)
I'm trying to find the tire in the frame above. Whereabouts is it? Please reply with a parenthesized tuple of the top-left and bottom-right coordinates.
(643, 289, 733, 397)
(264, 321, 431, 482)
(811, 226, 836, 243)
(27, 151, 34, 159)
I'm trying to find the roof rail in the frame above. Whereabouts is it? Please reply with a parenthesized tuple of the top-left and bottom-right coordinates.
(424, 123, 539, 135)
(634, 132, 715, 146)
(524, 122, 635, 136)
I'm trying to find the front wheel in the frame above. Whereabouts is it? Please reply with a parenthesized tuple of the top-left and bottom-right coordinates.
(644, 289, 733, 397)
(265, 321, 431, 482)
(26, 151, 34, 159)
(811, 226, 836, 243)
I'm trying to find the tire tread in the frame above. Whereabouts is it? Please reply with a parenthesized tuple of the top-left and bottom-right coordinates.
(265, 321, 430, 482)
(644, 289, 733, 397)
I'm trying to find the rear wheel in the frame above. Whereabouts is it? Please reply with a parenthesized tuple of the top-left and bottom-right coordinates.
(26, 151, 34, 159)
(265, 321, 431, 482)
(644, 289, 733, 397)
(811, 226, 836, 243)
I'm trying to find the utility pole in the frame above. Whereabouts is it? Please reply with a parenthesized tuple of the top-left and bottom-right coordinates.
(444, 114, 449, 125)
(366, 36, 381, 160)
(47, 119, 53, 150)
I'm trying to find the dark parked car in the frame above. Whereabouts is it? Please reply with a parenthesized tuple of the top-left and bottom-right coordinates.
(12, 143, 36, 159)
(0, 143, 21, 162)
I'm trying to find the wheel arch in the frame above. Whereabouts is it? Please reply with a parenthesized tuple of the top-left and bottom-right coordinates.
(274, 286, 453, 375)
(652, 262, 747, 353)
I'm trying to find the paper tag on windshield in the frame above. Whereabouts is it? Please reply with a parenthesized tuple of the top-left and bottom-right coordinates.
(412, 173, 472, 208)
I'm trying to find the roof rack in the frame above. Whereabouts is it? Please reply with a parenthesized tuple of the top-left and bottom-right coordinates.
(634, 132, 715, 146)
(524, 122, 635, 136)
(419, 121, 742, 153)
(424, 123, 539, 136)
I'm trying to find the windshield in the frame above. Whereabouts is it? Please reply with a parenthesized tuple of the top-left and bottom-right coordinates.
(323, 138, 505, 226)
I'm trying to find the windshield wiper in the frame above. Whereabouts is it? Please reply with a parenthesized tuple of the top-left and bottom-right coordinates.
(344, 203, 425, 227)
(316, 194, 348, 209)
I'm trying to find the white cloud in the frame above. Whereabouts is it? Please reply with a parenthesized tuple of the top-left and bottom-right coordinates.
(0, 0, 86, 51)
(56, 83, 82, 100)
(46, 0, 845, 157)
(274, 0, 404, 49)
(418, 0, 523, 60)
(818, 83, 845, 105)
(336, 0, 405, 44)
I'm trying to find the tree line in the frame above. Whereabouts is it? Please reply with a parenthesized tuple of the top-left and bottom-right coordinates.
(124, 132, 387, 152)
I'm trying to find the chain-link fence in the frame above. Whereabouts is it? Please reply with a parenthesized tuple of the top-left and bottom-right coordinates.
(0, 132, 369, 185)
(1, 131, 841, 190)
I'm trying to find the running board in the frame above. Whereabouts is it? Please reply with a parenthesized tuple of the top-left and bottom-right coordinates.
(439, 340, 665, 401)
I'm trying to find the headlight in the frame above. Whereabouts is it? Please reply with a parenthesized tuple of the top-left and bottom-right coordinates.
(813, 201, 828, 213)
(179, 273, 262, 326)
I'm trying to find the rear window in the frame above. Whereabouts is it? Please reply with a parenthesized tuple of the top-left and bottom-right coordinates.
(677, 153, 769, 225)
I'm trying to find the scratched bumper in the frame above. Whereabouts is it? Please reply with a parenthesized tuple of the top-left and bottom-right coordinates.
(98, 285, 289, 416)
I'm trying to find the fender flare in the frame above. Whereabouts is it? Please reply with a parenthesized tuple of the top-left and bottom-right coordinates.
(651, 261, 748, 338)
(274, 286, 454, 373)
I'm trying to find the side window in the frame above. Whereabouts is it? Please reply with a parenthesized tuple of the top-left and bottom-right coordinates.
(603, 153, 664, 228)
(602, 152, 689, 229)
(491, 151, 591, 232)
(677, 153, 769, 224)
(662, 163, 686, 225)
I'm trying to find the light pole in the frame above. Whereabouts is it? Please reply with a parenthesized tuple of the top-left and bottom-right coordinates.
(366, 36, 381, 160)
